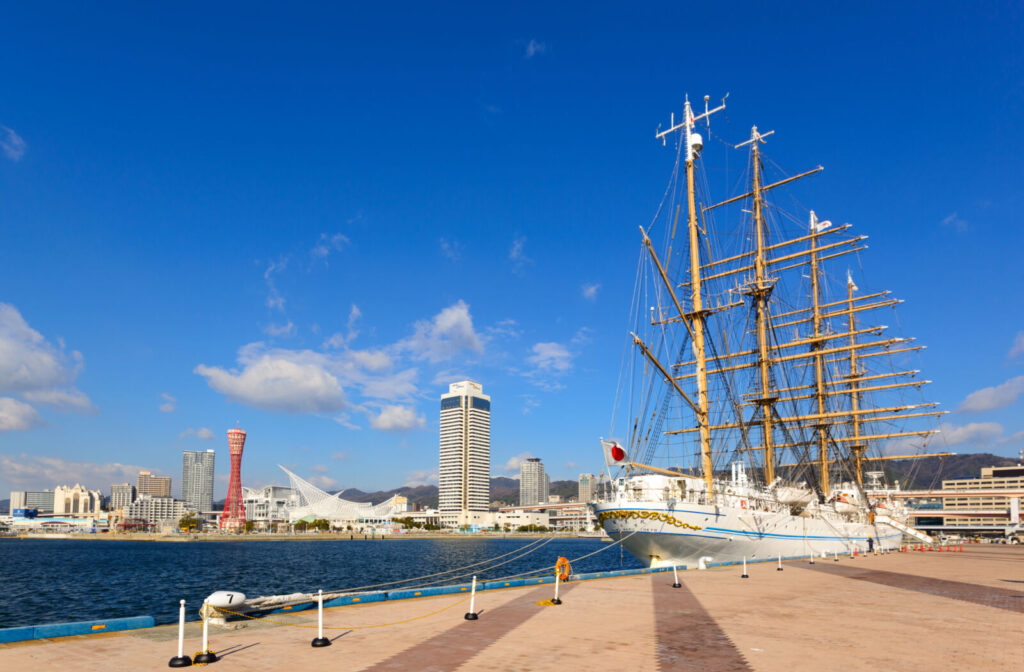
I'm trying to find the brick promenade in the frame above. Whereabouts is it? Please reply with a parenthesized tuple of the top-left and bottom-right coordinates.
(1, 546, 1021, 671)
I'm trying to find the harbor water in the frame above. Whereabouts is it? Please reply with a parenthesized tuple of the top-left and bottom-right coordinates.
(0, 538, 642, 628)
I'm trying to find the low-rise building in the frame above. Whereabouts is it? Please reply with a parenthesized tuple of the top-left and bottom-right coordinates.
(126, 495, 192, 527)
(243, 485, 296, 528)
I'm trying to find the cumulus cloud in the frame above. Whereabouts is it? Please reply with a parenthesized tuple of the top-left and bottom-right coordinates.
(1, 125, 26, 161)
(884, 421, 1004, 455)
(957, 376, 1024, 413)
(264, 321, 296, 337)
(159, 393, 177, 413)
(308, 474, 339, 491)
(0, 398, 44, 432)
(524, 39, 546, 58)
(527, 342, 573, 372)
(311, 233, 350, 260)
(0, 453, 151, 491)
(370, 405, 425, 432)
(180, 427, 215, 440)
(0, 303, 94, 426)
(404, 469, 438, 487)
(501, 452, 533, 476)
(400, 300, 483, 362)
(1009, 332, 1024, 359)
(195, 345, 347, 414)
(581, 283, 600, 301)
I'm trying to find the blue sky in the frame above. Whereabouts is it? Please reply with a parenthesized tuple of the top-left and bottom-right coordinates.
(1, 2, 1021, 499)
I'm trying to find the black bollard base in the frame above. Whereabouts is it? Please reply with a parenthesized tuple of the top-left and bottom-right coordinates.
(777, 567, 783, 572)
(311, 637, 332, 648)
(168, 655, 192, 668)
(464, 612, 479, 621)
(672, 583, 681, 588)
(193, 651, 217, 665)
(551, 598, 562, 605)
(741, 574, 749, 579)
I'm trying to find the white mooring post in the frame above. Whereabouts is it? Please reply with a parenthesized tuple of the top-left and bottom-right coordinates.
(834, 551, 839, 563)
(168, 599, 191, 667)
(464, 576, 479, 620)
(672, 565, 681, 588)
(741, 556, 749, 579)
(552, 572, 562, 605)
(312, 589, 331, 647)
(192, 599, 217, 665)
(777, 555, 783, 572)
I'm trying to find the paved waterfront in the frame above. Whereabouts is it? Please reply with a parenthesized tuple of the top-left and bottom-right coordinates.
(1, 545, 1021, 671)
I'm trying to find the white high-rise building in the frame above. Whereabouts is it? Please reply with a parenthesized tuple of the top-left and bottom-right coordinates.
(439, 380, 491, 528)
(182, 449, 216, 514)
(520, 458, 548, 506)
(578, 473, 597, 503)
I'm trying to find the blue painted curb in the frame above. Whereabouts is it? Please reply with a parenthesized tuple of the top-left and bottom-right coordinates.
(0, 616, 155, 643)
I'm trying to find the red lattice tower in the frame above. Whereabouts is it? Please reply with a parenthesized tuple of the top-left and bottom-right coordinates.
(220, 428, 247, 530)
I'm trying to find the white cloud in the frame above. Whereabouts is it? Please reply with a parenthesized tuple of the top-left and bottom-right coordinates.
(323, 304, 363, 349)
(0, 303, 94, 422)
(264, 321, 296, 337)
(311, 464, 329, 474)
(527, 342, 573, 372)
(0, 453, 151, 491)
(581, 283, 600, 301)
(264, 259, 287, 311)
(940, 421, 1003, 445)
(195, 345, 347, 414)
(159, 393, 176, 413)
(23, 388, 96, 412)
(521, 395, 541, 415)
(509, 236, 531, 272)
(998, 429, 1024, 445)
(524, 39, 546, 58)
(180, 427, 215, 440)
(440, 238, 462, 261)
(311, 233, 350, 260)
(1009, 332, 1024, 359)
(0, 125, 26, 161)
(331, 451, 350, 461)
(361, 367, 417, 399)
(370, 405, 425, 432)
(400, 300, 483, 363)
(431, 369, 473, 386)
(957, 376, 1024, 412)
(940, 212, 968, 233)
(349, 349, 392, 372)
(0, 398, 43, 432)
(403, 469, 438, 487)
(308, 474, 339, 490)
(501, 452, 533, 475)
(486, 319, 522, 340)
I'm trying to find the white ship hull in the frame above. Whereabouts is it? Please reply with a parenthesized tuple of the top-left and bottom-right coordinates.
(594, 499, 903, 568)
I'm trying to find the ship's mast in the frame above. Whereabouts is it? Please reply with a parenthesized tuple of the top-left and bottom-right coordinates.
(654, 95, 725, 494)
(845, 271, 866, 487)
(809, 211, 830, 496)
(738, 126, 778, 484)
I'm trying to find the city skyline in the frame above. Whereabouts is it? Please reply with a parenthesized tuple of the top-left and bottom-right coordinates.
(1, 4, 1022, 500)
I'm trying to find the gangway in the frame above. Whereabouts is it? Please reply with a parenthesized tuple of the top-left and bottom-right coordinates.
(876, 514, 933, 544)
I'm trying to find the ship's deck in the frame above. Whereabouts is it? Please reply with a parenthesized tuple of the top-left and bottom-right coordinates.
(1, 545, 1020, 671)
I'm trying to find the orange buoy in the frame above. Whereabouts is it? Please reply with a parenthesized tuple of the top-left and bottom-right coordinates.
(555, 556, 571, 581)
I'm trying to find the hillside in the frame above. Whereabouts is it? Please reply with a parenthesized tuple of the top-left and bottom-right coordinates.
(337, 476, 581, 509)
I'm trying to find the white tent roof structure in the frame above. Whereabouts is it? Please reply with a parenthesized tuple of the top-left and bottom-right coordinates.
(278, 465, 407, 522)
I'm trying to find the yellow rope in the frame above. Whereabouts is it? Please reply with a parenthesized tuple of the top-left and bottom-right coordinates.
(213, 594, 472, 631)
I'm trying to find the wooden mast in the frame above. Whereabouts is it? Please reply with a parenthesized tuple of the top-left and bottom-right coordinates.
(744, 127, 777, 484)
(653, 95, 725, 495)
(809, 212, 830, 496)
(845, 271, 866, 487)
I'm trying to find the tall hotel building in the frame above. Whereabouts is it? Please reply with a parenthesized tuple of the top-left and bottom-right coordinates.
(439, 380, 491, 528)
(182, 449, 216, 514)
(137, 470, 171, 498)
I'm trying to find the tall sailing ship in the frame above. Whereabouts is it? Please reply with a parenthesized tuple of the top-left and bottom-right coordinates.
(593, 95, 951, 567)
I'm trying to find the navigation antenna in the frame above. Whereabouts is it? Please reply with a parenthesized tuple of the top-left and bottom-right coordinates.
(656, 93, 729, 161)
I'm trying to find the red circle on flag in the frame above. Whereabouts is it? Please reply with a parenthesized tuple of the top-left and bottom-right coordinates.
(611, 445, 626, 462)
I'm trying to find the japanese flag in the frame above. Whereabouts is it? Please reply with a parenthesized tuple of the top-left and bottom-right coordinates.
(601, 439, 629, 467)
